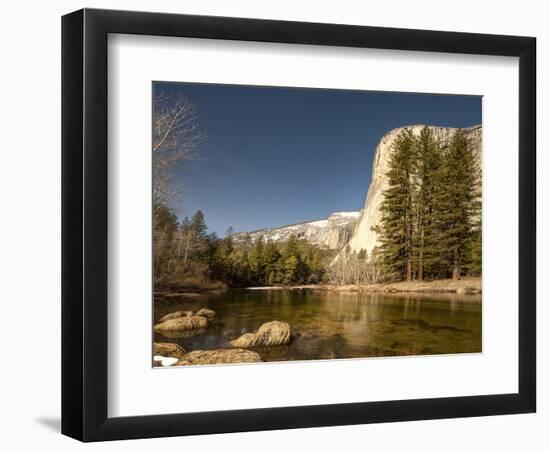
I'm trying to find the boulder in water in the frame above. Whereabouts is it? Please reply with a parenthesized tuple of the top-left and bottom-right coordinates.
(230, 333, 257, 347)
(158, 310, 194, 323)
(194, 308, 216, 319)
(153, 342, 186, 358)
(230, 321, 291, 348)
(154, 316, 209, 333)
(177, 349, 262, 366)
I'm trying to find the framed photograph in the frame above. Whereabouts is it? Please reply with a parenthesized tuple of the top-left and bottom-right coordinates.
(62, 8, 536, 441)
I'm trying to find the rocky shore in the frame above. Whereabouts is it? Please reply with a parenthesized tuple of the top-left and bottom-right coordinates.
(153, 307, 292, 367)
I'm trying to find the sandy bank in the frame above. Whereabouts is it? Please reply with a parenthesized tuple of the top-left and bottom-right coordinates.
(245, 277, 481, 294)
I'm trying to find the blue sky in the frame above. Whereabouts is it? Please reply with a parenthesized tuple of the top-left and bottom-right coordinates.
(154, 82, 481, 236)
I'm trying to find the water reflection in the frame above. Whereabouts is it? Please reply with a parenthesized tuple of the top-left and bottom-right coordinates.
(154, 289, 481, 362)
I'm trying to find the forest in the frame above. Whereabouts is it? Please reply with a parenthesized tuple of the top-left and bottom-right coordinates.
(154, 208, 334, 290)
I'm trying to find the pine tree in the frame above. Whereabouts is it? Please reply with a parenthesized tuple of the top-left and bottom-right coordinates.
(180, 216, 191, 231)
(307, 247, 324, 283)
(282, 255, 299, 285)
(263, 242, 281, 285)
(280, 236, 307, 285)
(230, 249, 251, 286)
(153, 204, 179, 284)
(414, 126, 442, 280)
(210, 235, 234, 281)
(190, 210, 207, 239)
(465, 217, 482, 275)
(283, 235, 300, 260)
(250, 236, 266, 284)
(376, 128, 417, 281)
(430, 129, 480, 280)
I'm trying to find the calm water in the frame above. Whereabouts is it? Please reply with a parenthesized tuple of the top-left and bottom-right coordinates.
(154, 289, 482, 361)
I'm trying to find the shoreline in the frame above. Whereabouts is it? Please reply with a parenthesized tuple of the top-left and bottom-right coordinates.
(246, 277, 482, 294)
(155, 277, 482, 298)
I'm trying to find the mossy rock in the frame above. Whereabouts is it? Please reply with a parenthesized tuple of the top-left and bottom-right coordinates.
(194, 308, 216, 319)
(154, 316, 209, 332)
(230, 321, 291, 348)
(158, 310, 194, 323)
(153, 342, 186, 358)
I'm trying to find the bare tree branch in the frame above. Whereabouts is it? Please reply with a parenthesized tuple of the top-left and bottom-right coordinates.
(153, 92, 206, 209)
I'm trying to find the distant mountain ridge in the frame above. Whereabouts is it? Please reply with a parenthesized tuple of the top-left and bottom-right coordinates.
(232, 211, 361, 250)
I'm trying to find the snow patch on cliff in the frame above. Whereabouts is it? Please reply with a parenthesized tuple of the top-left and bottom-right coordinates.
(233, 211, 361, 250)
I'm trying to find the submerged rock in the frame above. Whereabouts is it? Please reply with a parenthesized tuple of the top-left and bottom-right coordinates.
(194, 308, 216, 319)
(155, 328, 207, 339)
(154, 316, 209, 333)
(177, 349, 262, 366)
(230, 321, 291, 348)
(153, 342, 186, 358)
(230, 333, 257, 347)
(158, 310, 194, 323)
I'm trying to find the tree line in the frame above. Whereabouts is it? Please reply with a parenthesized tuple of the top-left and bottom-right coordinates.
(154, 208, 332, 291)
(375, 126, 481, 281)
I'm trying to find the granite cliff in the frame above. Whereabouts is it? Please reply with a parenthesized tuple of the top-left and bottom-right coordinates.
(234, 125, 481, 258)
(342, 124, 482, 257)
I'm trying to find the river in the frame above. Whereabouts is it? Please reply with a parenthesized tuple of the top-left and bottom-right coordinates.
(154, 288, 482, 362)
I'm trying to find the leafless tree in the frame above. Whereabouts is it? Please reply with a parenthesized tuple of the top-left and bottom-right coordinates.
(153, 92, 206, 210)
(326, 248, 387, 285)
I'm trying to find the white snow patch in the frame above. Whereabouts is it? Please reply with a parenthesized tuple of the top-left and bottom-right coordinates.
(153, 355, 179, 367)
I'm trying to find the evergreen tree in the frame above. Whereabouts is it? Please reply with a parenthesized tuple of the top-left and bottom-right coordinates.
(231, 249, 251, 286)
(282, 235, 300, 260)
(280, 236, 308, 284)
(180, 216, 191, 232)
(376, 128, 417, 281)
(153, 204, 179, 283)
(210, 235, 234, 281)
(465, 217, 482, 275)
(282, 255, 299, 285)
(190, 210, 207, 239)
(186, 210, 208, 262)
(308, 248, 324, 283)
(202, 231, 219, 267)
(263, 241, 281, 285)
(430, 129, 480, 279)
(414, 126, 442, 280)
(250, 236, 266, 284)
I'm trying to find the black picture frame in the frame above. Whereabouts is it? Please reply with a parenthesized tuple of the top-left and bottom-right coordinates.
(62, 8, 536, 442)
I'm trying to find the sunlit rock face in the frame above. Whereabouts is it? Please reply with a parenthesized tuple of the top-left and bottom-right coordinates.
(233, 211, 361, 250)
(341, 124, 482, 258)
(234, 125, 481, 256)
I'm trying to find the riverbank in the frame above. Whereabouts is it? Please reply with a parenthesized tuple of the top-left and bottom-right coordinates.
(155, 286, 227, 300)
(247, 277, 481, 294)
